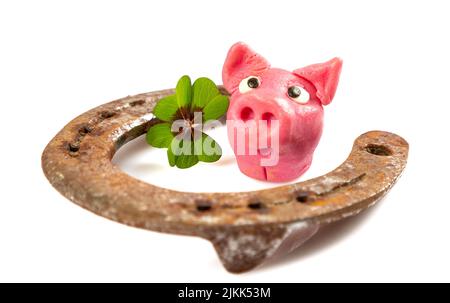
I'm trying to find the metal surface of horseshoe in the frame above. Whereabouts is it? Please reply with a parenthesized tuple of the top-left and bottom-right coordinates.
(42, 87, 409, 273)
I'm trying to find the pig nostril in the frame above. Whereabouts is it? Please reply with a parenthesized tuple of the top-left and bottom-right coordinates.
(261, 112, 275, 121)
(261, 112, 275, 128)
(240, 107, 254, 121)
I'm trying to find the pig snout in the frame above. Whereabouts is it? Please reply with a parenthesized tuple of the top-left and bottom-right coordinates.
(226, 92, 315, 182)
(227, 92, 292, 146)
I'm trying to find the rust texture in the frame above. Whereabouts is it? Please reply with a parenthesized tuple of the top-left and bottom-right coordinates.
(42, 87, 409, 273)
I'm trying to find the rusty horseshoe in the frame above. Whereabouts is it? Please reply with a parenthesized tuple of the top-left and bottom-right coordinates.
(42, 87, 409, 273)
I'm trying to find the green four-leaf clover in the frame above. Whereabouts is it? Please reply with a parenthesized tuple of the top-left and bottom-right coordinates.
(146, 75, 229, 169)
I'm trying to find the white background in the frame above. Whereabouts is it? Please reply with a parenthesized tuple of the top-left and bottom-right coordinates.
(1, 0, 449, 282)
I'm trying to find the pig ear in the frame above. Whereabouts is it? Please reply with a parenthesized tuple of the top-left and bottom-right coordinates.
(293, 58, 343, 105)
(222, 42, 270, 94)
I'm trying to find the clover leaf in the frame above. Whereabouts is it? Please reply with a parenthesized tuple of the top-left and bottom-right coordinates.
(195, 133, 222, 163)
(146, 123, 174, 148)
(152, 95, 178, 122)
(146, 75, 229, 169)
(203, 95, 229, 122)
(192, 77, 219, 109)
(176, 75, 192, 108)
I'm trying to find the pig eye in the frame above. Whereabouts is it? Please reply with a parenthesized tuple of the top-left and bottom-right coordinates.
(239, 76, 260, 93)
(287, 86, 309, 104)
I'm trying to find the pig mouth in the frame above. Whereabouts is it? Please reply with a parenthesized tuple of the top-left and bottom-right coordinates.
(257, 148, 273, 181)
(263, 167, 268, 181)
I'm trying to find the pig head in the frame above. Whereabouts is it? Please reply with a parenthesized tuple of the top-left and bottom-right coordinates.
(223, 42, 342, 182)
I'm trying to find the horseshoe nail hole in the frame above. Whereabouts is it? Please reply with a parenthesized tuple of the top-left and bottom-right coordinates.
(248, 201, 265, 210)
(78, 125, 93, 136)
(365, 144, 392, 156)
(240, 107, 254, 121)
(295, 192, 309, 203)
(99, 110, 116, 119)
(195, 200, 212, 212)
(68, 142, 80, 153)
(129, 100, 145, 107)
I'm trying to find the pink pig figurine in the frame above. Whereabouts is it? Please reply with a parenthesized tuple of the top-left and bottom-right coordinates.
(223, 42, 342, 182)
